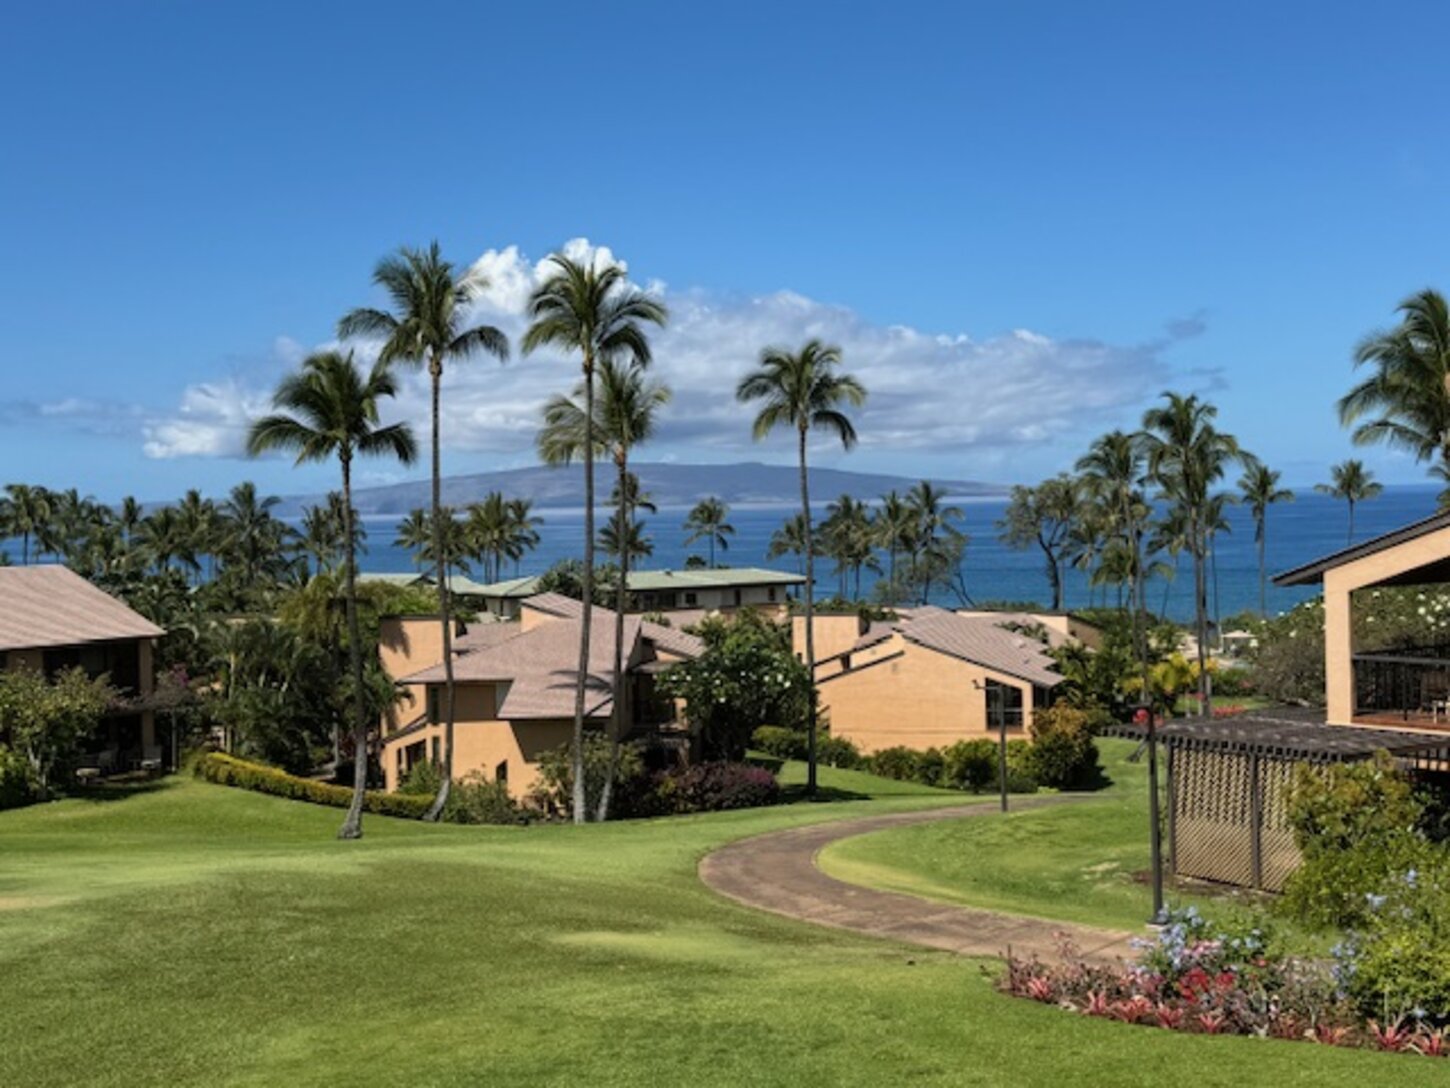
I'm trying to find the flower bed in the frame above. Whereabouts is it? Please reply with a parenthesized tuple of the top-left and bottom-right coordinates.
(1001, 908, 1447, 1058)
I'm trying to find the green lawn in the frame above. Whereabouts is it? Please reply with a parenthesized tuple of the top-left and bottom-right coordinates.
(819, 739, 1268, 933)
(0, 758, 1432, 1087)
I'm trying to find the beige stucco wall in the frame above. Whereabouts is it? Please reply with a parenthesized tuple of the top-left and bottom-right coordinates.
(817, 643, 1036, 753)
(381, 701, 576, 800)
(379, 616, 447, 681)
(792, 614, 865, 663)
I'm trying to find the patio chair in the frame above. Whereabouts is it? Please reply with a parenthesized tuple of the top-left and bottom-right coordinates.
(140, 745, 164, 773)
(1421, 673, 1450, 723)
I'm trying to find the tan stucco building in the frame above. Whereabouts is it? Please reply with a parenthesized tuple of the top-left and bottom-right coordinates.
(0, 565, 165, 772)
(1276, 510, 1450, 728)
(795, 607, 1062, 753)
(378, 593, 701, 799)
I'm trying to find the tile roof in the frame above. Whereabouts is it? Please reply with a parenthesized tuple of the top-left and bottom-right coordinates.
(404, 595, 702, 719)
(895, 607, 1061, 687)
(0, 566, 165, 652)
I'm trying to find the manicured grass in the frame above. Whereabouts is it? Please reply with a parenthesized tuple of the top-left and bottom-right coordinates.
(0, 757, 1426, 1086)
(819, 739, 1267, 933)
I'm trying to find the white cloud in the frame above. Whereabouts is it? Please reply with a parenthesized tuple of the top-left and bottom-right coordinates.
(141, 238, 1186, 466)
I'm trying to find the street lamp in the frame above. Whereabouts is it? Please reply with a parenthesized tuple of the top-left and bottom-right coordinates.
(1136, 702, 1169, 926)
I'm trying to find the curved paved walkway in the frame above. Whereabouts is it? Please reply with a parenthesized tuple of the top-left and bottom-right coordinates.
(699, 796, 1140, 964)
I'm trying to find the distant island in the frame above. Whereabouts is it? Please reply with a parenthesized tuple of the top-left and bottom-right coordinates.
(273, 461, 1007, 516)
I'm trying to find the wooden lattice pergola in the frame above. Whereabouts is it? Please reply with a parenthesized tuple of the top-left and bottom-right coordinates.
(1141, 710, 1450, 892)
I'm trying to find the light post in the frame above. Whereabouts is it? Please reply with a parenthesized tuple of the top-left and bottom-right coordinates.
(997, 706, 1009, 813)
(1136, 702, 1169, 925)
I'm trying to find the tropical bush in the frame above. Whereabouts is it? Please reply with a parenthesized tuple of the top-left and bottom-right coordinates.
(533, 735, 647, 820)
(652, 761, 780, 813)
(0, 746, 32, 810)
(815, 734, 863, 769)
(195, 752, 433, 818)
(0, 666, 115, 799)
(942, 738, 998, 791)
(444, 771, 528, 825)
(660, 610, 810, 760)
(868, 745, 930, 782)
(1027, 704, 1101, 789)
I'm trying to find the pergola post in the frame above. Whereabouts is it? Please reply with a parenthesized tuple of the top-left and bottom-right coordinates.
(1248, 751, 1263, 890)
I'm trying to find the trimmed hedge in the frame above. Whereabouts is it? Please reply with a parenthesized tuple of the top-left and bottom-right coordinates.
(194, 752, 431, 819)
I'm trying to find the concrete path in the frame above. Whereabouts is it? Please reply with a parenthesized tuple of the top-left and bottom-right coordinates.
(699, 796, 1141, 964)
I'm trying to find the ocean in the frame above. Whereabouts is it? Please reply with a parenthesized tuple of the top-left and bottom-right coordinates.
(347, 483, 1445, 623)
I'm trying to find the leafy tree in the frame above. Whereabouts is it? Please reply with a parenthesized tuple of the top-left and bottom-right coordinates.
(997, 475, 1078, 610)
(658, 611, 811, 761)
(524, 253, 666, 824)
(737, 339, 865, 795)
(1238, 461, 1294, 615)
(1339, 288, 1450, 503)
(1315, 458, 1382, 545)
(0, 667, 114, 798)
(247, 349, 416, 839)
(683, 497, 735, 568)
(339, 241, 509, 822)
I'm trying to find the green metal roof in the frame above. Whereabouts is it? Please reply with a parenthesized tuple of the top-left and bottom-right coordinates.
(452, 575, 541, 598)
(625, 567, 804, 591)
(358, 572, 430, 587)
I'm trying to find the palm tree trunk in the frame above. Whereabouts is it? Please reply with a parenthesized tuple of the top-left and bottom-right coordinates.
(1194, 521, 1211, 717)
(1258, 522, 1267, 616)
(798, 427, 818, 797)
(338, 454, 368, 840)
(596, 453, 629, 823)
(1043, 541, 1063, 611)
(571, 355, 595, 824)
(424, 366, 454, 822)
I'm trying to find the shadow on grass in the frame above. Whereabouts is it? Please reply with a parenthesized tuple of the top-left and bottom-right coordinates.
(67, 778, 173, 804)
(779, 784, 872, 804)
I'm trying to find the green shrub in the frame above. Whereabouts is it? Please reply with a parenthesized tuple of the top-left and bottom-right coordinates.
(398, 759, 443, 796)
(1027, 704, 1101, 789)
(443, 771, 528, 825)
(815, 734, 863, 769)
(194, 752, 431, 819)
(1279, 753, 1426, 930)
(651, 761, 780, 813)
(750, 726, 807, 761)
(0, 745, 33, 810)
(868, 746, 924, 782)
(943, 739, 998, 792)
(914, 747, 946, 787)
(1005, 740, 1039, 794)
(533, 735, 648, 820)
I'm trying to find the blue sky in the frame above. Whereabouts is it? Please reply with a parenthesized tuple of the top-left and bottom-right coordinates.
(4, 1, 1449, 502)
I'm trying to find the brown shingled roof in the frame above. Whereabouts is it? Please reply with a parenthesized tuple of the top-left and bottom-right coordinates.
(404, 596, 702, 720)
(0, 566, 164, 652)
(896, 607, 1061, 687)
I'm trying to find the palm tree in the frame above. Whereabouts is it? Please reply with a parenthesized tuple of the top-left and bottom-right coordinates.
(1316, 459, 1382, 545)
(218, 482, 283, 592)
(737, 339, 866, 795)
(683, 498, 735, 568)
(1339, 289, 1450, 500)
(873, 490, 915, 605)
(339, 241, 509, 822)
(465, 492, 512, 583)
(247, 350, 416, 840)
(504, 498, 542, 575)
(394, 509, 432, 568)
(1141, 393, 1244, 716)
(1077, 432, 1148, 617)
(524, 253, 666, 824)
(1238, 461, 1294, 614)
(539, 359, 670, 820)
(1, 484, 51, 564)
(767, 512, 811, 573)
(905, 481, 964, 604)
(821, 494, 877, 599)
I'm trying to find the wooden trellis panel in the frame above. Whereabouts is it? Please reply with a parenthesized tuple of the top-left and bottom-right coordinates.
(1170, 747, 1302, 891)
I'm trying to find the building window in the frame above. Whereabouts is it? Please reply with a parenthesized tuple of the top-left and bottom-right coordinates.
(733, 588, 743, 606)
(426, 687, 440, 725)
(984, 680, 1025, 730)
(495, 760, 508, 784)
(768, 587, 778, 602)
(684, 592, 698, 606)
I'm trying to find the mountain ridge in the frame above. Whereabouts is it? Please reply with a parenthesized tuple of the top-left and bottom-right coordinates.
(272, 461, 1008, 516)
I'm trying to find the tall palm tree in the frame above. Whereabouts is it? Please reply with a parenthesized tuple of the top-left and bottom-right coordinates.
(905, 480, 964, 604)
(1339, 289, 1450, 501)
(339, 241, 509, 821)
(1141, 393, 1244, 716)
(1238, 461, 1294, 615)
(1, 484, 51, 564)
(821, 494, 877, 599)
(539, 359, 670, 820)
(219, 482, 283, 592)
(873, 490, 915, 605)
(1316, 459, 1382, 545)
(737, 339, 866, 795)
(524, 254, 666, 824)
(683, 497, 735, 568)
(465, 492, 512, 583)
(767, 512, 811, 573)
(504, 498, 542, 575)
(394, 509, 431, 569)
(247, 350, 416, 840)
